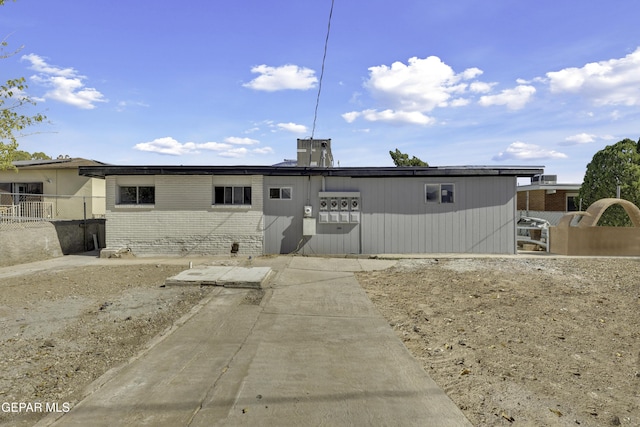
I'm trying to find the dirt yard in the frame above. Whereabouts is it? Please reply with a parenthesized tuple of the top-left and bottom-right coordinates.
(0, 261, 215, 426)
(357, 257, 640, 427)
(1, 256, 638, 426)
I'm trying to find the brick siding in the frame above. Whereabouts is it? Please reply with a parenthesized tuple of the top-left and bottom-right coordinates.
(104, 175, 264, 256)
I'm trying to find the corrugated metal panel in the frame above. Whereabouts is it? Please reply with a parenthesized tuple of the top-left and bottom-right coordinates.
(264, 175, 517, 255)
(355, 175, 516, 254)
(263, 176, 306, 254)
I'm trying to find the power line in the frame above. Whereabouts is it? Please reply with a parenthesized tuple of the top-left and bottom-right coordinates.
(310, 0, 335, 140)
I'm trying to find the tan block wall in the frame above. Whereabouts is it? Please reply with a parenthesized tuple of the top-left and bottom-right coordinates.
(550, 226, 640, 256)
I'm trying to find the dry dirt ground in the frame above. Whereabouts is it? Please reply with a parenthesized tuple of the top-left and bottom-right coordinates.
(1, 256, 639, 426)
(357, 257, 640, 427)
(0, 259, 216, 426)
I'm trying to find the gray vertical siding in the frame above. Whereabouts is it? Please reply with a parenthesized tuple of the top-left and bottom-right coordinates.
(264, 174, 517, 255)
(262, 177, 308, 254)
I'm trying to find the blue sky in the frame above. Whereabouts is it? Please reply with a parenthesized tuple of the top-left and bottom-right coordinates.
(3, 0, 640, 183)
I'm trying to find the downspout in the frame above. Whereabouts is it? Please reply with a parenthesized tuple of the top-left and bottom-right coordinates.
(83, 196, 87, 252)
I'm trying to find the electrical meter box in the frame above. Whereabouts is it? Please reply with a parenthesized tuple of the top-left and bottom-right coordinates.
(303, 217, 316, 236)
(303, 205, 313, 218)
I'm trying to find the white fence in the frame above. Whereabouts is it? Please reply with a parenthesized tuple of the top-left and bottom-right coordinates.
(0, 192, 105, 230)
(0, 201, 54, 225)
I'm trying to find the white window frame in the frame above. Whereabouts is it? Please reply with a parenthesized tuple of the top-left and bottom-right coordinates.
(269, 187, 292, 200)
(425, 183, 455, 204)
(566, 192, 579, 211)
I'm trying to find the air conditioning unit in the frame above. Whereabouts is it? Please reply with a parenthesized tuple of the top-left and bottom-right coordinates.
(532, 174, 557, 184)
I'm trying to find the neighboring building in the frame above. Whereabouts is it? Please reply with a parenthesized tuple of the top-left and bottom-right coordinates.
(79, 160, 542, 256)
(0, 157, 107, 220)
(518, 175, 581, 224)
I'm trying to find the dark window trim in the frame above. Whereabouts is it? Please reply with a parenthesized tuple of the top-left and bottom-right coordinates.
(425, 183, 455, 204)
(214, 186, 252, 205)
(118, 185, 155, 205)
(269, 187, 292, 200)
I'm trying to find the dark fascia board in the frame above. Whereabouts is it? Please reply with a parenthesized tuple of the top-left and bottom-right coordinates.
(78, 165, 544, 179)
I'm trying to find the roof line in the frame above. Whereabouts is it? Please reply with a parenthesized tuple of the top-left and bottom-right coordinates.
(79, 165, 544, 179)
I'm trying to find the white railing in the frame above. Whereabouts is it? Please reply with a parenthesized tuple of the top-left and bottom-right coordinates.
(0, 202, 54, 224)
(517, 216, 550, 251)
(0, 205, 18, 224)
(18, 201, 54, 219)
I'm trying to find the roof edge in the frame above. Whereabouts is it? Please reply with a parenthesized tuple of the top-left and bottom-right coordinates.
(79, 165, 544, 179)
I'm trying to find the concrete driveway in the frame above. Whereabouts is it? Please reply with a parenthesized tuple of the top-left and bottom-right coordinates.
(36, 255, 471, 426)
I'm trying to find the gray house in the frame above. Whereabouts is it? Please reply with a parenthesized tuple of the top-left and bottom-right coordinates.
(79, 155, 542, 256)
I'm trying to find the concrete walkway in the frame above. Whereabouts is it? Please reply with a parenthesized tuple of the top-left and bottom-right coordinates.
(37, 256, 472, 426)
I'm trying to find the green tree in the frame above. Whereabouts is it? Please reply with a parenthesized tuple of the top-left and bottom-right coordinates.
(11, 150, 51, 161)
(389, 149, 428, 167)
(1, 1, 46, 170)
(578, 138, 640, 226)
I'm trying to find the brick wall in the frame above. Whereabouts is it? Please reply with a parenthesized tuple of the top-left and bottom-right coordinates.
(545, 190, 571, 211)
(517, 189, 575, 211)
(517, 190, 546, 210)
(104, 175, 264, 256)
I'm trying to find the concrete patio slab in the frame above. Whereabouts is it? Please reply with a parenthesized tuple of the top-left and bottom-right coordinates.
(164, 266, 273, 289)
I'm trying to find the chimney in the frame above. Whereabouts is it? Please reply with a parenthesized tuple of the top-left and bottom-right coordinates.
(297, 138, 333, 167)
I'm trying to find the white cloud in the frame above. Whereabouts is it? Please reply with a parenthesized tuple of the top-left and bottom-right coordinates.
(219, 147, 248, 158)
(21, 53, 76, 77)
(243, 64, 317, 91)
(493, 141, 567, 161)
(449, 98, 470, 107)
(344, 55, 524, 125)
(196, 142, 234, 151)
(559, 133, 617, 146)
(562, 133, 597, 145)
(478, 85, 536, 110)
(469, 81, 495, 93)
(342, 109, 435, 125)
(133, 137, 231, 155)
(546, 47, 640, 106)
(133, 136, 273, 158)
(252, 146, 274, 155)
(21, 53, 107, 109)
(223, 136, 259, 145)
(365, 56, 480, 112)
(277, 122, 308, 133)
(341, 111, 360, 124)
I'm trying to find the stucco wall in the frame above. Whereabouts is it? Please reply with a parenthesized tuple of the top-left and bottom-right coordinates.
(550, 226, 640, 256)
(0, 168, 105, 219)
(0, 222, 63, 267)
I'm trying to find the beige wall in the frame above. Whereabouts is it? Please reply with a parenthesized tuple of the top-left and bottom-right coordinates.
(0, 168, 105, 219)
